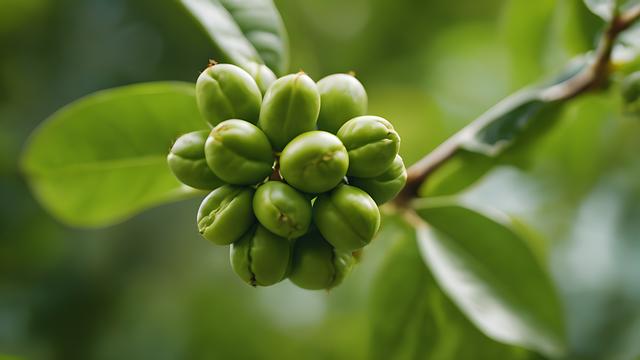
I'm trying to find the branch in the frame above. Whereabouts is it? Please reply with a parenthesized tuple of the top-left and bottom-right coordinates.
(393, 4, 640, 206)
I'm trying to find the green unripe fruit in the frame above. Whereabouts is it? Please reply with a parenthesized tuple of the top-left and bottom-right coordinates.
(230, 225, 291, 286)
(196, 64, 262, 127)
(204, 119, 275, 185)
(349, 155, 407, 204)
(253, 181, 312, 239)
(313, 185, 380, 251)
(197, 185, 255, 245)
(279, 131, 349, 193)
(316, 74, 368, 133)
(337, 115, 400, 177)
(257, 72, 320, 150)
(167, 130, 224, 190)
(245, 62, 277, 95)
(289, 229, 354, 290)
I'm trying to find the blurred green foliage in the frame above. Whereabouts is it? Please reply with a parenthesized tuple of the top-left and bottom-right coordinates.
(1, 0, 639, 359)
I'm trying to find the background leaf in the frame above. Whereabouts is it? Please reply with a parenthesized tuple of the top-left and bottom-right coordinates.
(21, 82, 207, 228)
(583, 0, 616, 20)
(462, 91, 640, 359)
(369, 215, 544, 360)
(583, 0, 638, 21)
(459, 91, 563, 156)
(419, 54, 592, 197)
(414, 201, 566, 358)
(614, 23, 640, 65)
(178, 0, 289, 75)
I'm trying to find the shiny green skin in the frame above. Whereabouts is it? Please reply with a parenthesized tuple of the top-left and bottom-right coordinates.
(204, 119, 275, 185)
(337, 115, 400, 177)
(196, 64, 262, 127)
(349, 155, 407, 204)
(279, 131, 349, 193)
(289, 230, 354, 290)
(196, 185, 255, 245)
(316, 74, 368, 134)
(230, 225, 291, 286)
(167, 130, 224, 190)
(245, 62, 277, 95)
(253, 181, 312, 239)
(313, 185, 380, 251)
(257, 73, 320, 150)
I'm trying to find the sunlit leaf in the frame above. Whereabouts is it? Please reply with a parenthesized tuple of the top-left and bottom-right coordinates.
(21, 82, 207, 228)
(414, 200, 566, 358)
(178, 0, 289, 75)
(463, 91, 640, 359)
(369, 216, 545, 360)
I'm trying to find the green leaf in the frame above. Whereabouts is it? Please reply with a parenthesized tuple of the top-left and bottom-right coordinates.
(419, 90, 563, 197)
(178, 0, 289, 75)
(419, 56, 591, 198)
(369, 216, 545, 360)
(583, 0, 638, 21)
(420, 150, 496, 197)
(461, 91, 640, 359)
(614, 23, 640, 65)
(459, 90, 564, 157)
(21, 82, 207, 228)
(584, 0, 617, 20)
(413, 200, 566, 358)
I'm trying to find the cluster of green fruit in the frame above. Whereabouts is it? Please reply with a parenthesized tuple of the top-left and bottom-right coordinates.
(167, 63, 406, 290)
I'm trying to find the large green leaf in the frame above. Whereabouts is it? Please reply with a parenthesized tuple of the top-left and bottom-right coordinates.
(369, 216, 544, 360)
(21, 82, 207, 228)
(462, 92, 640, 359)
(413, 201, 566, 358)
(178, 0, 289, 75)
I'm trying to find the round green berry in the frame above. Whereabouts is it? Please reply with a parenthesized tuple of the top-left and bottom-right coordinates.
(289, 229, 354, 290)
(313, 185, 380, 251)
(316, 73, 368, 134)
(204, 119, 274, 185)
(258, 72, 320, 150)
(253, 181, 312, 239)
(279, 131, 349, 193)
(196, 185, 255, 245)
(196, 63, 262, 127)
(244, 62, 277, 95)
(349, 155, 407, 204)
(167, 130, 224, 190)
(337, 115, 400, 177)
(230, 225, 291, 287)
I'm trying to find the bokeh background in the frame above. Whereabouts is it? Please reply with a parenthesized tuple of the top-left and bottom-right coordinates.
(2, 0, 639, 359)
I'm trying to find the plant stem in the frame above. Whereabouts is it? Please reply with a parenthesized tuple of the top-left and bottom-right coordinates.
(393, 4, 640, 206)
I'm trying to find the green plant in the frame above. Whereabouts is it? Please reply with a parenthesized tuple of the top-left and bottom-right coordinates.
(17, 0, 640, 358)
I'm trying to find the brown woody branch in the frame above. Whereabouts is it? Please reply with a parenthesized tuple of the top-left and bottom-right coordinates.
(393, 4, 640, 206)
